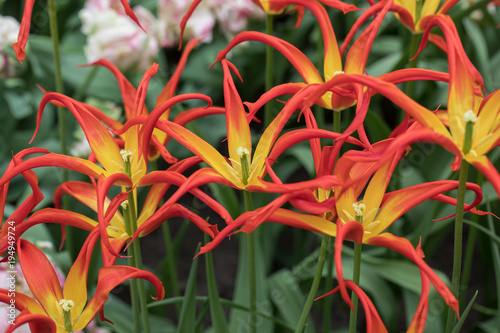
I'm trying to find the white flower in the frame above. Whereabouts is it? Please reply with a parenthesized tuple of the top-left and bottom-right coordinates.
(80, 1, 159, 71)
(0, 15, 21, 78)
(157, 0, 215, 47)
(209, 0, 264, 35)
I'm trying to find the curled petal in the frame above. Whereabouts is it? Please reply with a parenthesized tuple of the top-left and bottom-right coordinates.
(366, 233, 459, 316)
(11, 0, 34, 62)
(76, 266, 165, 330)
(334, 220, 364, 310)
(5, 312, 56, 333)
(317, 280, 388, 333)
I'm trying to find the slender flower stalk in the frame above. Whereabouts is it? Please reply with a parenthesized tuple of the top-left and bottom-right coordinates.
(349, 204, 365, 333)
(445, 159, 469, 332)
(296, 103, 342, 333)
(294, 235, 329, 333)
(244, 190, 257, 333)
(264, 14, 274, 127)
(445, 112, 475, 331)
(47, 0, 75, 261)
(122, 150, 151, 333)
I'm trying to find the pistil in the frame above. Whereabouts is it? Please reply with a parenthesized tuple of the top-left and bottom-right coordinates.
(462, 110, 477, 155)
(59, 299, 74, 333)
(237, 147, 250, 185)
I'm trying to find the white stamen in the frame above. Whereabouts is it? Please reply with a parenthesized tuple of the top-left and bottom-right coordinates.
(59, 299, 75, 312)
(463, 110, 477, 123)
(236, 147, 249, 158)
(120, 149, 133, 161)
(353, 202, 366, 217)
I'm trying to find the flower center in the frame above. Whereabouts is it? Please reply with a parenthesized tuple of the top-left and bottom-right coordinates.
(462, 110, 477, 155)
(120, 149, 133, 177)
(353, 202, 366, 223)
(58, 299, 75, 333)
(237, 147, 250, 186)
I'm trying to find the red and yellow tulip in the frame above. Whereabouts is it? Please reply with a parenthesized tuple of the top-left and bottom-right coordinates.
(197, 138, 491, 330)
(85, 39, 226, 162)
(307, 16, 500, 196)
(376, 0, 460, 33)
(0, 232, 164, 333)
(139, 60, 343, 197)
(211, 0, 390, 111)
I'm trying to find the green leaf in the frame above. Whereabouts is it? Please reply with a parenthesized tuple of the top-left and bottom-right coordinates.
(364, 110, 391, 143)
(103, 294, 175, 333)
(268, 269, 315, 333)
(4, 91, 33, 119)
(462, 18, 492, 91)
(205, 234, 230, 333)
(177, 243, 201, 333)
(228, 233, 274, 333)
(452, 291, 478, 333)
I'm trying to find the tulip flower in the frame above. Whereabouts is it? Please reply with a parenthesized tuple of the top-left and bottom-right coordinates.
(139, 60, 343, 198)
(209, 0, 386, 111)
(0, 159, 227, 265)
(0, 61, 212, 189)
(0, 63, 228, 261)
(198, 138, 491, 330)
(308, 16, 500, 196)
(12, 0, 144, 62)
(81, 39, 226, 162)
(0, 232, 164, 333)
(371, 0, 460, 33)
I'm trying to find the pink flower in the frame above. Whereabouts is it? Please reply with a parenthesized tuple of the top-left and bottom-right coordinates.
(0, 15, 21, 78)
(208, 0, 264, 35)
(157, 0, 215, 47)
(80, 0, 158, 71)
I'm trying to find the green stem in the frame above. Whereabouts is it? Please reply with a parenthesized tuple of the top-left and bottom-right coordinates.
(48, 0, 73, 257)
(460, 172, 483, 307)
(48, 0, 66, 156)
(243, 190, 257, 333)
(295, 235, 330, 333)
(400, 33, 421, 125)
(349, 242, 362, 333)
(333, 111, 341, 134)
(445, 159, 470, 332)
(124, 206, 141, 333)
(150, 160, 181, 313)
(73, 66, 99, 101)
(124, 191, 151, 333)
(322, 242, 334, 333)
(162, 223, 181, 306)
(320, 109, 341, 332)
(264, 14, 274, 127)
(405, 33, 420, 97)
